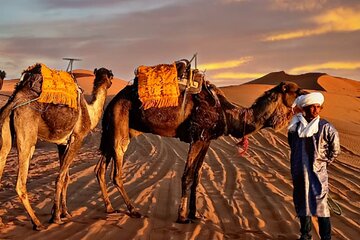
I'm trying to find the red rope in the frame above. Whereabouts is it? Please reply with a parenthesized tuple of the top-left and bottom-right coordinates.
(236, 109, 249, 156)
(236, 136, 249, 156)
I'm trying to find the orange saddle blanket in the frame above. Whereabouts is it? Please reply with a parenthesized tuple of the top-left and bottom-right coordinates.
(136, 63, 180, 110)
(25, 63, 79, 109)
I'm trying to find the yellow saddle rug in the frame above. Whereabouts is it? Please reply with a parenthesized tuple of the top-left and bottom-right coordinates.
(137, 63, 180, 110)
(25, 63, 79, 109)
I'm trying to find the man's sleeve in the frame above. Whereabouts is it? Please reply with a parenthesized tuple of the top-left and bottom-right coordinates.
(326, 124, 341, 163)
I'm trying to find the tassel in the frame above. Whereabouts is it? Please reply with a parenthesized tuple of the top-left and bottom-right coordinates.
(236, 136, 249, 156)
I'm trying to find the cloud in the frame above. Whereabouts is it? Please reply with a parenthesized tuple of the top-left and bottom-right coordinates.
(290, 61, 360, 73)
(265, 6, 360, 41)
(1, 0, 359, 83)
(39, 0, 135, 9)
(212, 72, 264, 79)
(221, 0, 249, 3)
(198, 57, 253, 71)
(315, 7, 360, 31)
(270, 0, 328, 11)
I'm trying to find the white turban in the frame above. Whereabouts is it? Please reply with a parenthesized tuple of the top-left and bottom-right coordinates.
(288, 92, 324, 137)
(292, 92, 324, 109)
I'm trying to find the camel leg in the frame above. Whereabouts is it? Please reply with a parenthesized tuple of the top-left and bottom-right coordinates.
(108, 103, 140, 218)
(0, 117, 12, 227)
(177, 140, 210, 223)
(95, 128, 143, 214)
(188, 142, 209, 220)
(57, 144, 72, 219)
(95, 155, 116, 213)
(14, 123, 45, 230)
(112, 136, 141, 218)
(96, 137, 138, 217)
(0, 117, 12, 185)
(50, 135, 83, 224)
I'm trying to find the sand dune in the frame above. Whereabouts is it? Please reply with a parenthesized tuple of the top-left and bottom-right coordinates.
(0, 71, 359, 239)
(0, 69, 128, 96)
(72, 69, 128, 96)
(247, 71, 326, 91)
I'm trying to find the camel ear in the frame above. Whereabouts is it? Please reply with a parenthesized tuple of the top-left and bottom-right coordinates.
(94, 68, 98, 75)
(281, 82, 288, 93)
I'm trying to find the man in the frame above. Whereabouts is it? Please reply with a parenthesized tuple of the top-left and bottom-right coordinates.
(288, 92, 340, 240)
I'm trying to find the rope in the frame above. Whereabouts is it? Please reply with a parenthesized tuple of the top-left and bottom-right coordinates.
(237, 109, 249, 156)
(328, 193, 342, 215)
(12, 97, 40, 110)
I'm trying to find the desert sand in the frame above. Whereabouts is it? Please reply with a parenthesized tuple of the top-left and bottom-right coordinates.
(0, 71, 359, 239)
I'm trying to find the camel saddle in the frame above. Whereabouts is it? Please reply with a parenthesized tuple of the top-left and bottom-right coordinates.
(22, 63, 80, 109)
(175, 59, 204, 94)
(136, 63, 180, 110)
(135, 60, 204, 110)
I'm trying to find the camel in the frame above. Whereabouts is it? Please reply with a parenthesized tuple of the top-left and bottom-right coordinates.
(0, 66, 113, 230)
(95, 79, 305, 223)
(0, 70, 5, 90)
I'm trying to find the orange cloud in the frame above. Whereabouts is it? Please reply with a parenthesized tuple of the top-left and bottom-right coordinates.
(290, 61, 360, 73)
(271, 0, 328, 11)
(265, 7, 360, 41)
(198, 57, 253, 71)
(212, 72, 264, 79)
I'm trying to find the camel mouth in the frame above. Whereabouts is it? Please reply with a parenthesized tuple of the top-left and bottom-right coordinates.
(107, 78, 113, 88)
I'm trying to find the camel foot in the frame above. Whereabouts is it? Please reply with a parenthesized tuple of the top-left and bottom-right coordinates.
(129, 210, 142, 218)
(61, 211, 72, 219)
(107, 209, 123, 214)
(49, 216, 66, 225)
(176, 217, 191, 224)
(33, 224, 47, 231)
(105, 206, 117, 214)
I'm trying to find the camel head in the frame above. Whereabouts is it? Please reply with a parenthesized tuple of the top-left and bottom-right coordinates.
(252, 81, 305, 131)
(93, 68, 113, 89)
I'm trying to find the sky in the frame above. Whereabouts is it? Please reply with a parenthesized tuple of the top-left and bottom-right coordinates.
(1, 0, 360, 86)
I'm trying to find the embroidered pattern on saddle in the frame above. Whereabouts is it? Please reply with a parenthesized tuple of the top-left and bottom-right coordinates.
(25, 63, 79, 109)
(136, 63, 180, 110)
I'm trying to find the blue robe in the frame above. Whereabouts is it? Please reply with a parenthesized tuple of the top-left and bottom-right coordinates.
(288, 119, 340, 217)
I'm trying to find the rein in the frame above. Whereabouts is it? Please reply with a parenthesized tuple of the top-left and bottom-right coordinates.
(328, 193, 342, 215)
(12, 97, 40, 110)
(236, 109, 249, 156)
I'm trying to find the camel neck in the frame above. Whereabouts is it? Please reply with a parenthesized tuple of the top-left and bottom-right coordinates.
(87, 85, 108, 129)
(224, 107, 257, 138)
(224, 95, 283, 139)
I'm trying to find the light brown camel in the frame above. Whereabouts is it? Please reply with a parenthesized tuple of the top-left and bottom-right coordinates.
(95, 80, 305, 223)
(0, 66, 113, 230)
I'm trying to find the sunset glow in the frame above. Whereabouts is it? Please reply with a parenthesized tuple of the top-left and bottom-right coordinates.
(265, 7, 360, 41)
(291, 62, 360, 73)
(198, 57, 253, 71)
(0, 1, 359, 84)
(212, 72, 264, 80)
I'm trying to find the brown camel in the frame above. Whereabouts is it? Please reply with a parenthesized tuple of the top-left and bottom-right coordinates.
(0, 70, 5, 90)
(0, 66, 113, 230)
(95, 80, 304, 223)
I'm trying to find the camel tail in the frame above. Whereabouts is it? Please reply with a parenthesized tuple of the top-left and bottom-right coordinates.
(99, 104, 115, 162)
(0, 97, 18, 148)
(97, 104, 116, 179)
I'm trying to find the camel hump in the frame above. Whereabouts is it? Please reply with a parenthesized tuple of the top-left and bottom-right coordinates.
(135, 62, 180, 110)
(21, 63, 80, 109)
(134, 60, 205, 110)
